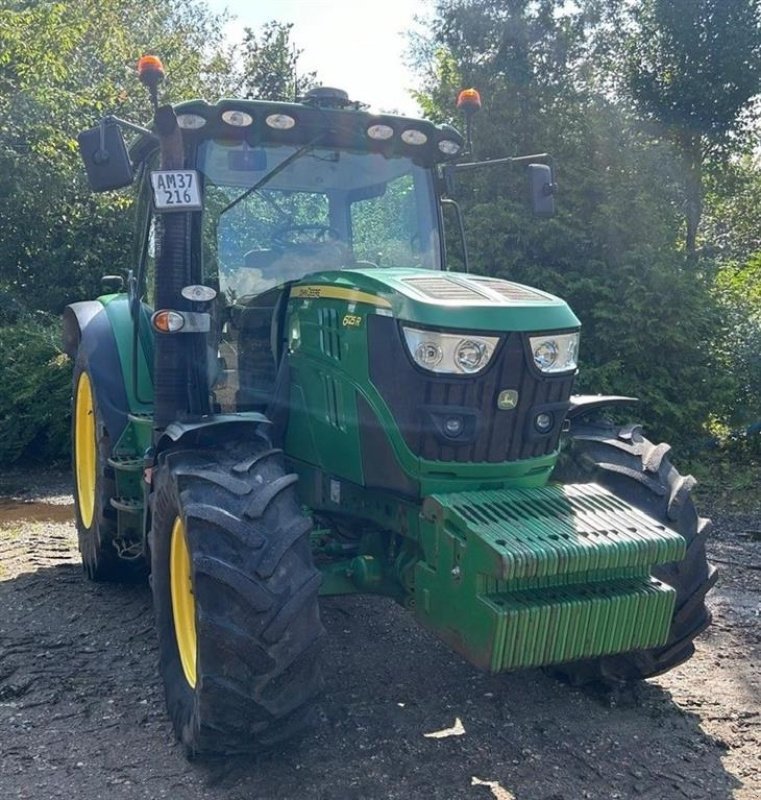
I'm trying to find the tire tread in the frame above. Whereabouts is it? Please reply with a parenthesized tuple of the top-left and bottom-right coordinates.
(551, 421, 716, 683)
(150, 440, 325, 755)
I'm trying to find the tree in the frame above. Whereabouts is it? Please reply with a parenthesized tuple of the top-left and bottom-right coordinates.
(238, 21, 317, 101)
(625, 0, 761, 257)
(0, 0, 234, 312)
(410, 0, 737, 445)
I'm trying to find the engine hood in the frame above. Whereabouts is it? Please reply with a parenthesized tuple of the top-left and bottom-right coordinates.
(290, 268, 580, 332)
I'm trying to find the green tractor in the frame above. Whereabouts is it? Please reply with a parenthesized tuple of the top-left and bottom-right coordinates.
(65, 57, 716, 754)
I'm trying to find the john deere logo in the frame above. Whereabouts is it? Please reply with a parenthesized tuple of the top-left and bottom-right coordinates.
(497, 389, 519, 410)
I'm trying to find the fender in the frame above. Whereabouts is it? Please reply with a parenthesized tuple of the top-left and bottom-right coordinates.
(62, 300, 103, 359)
(64, 295, 153, 444)
(155, 414, 270, 458)
(566, 394, 639, 421)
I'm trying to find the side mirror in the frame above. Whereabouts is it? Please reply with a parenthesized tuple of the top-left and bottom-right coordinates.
(528, 163, 555, 216)
(77, 120, 134, 192)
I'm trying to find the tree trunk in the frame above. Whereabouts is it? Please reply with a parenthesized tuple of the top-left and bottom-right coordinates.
(679, 132, 703, 262)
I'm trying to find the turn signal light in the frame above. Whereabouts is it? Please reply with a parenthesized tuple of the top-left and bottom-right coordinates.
(151, 309, 185, 333)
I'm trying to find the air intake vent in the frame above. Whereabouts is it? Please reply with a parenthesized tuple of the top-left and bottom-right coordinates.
(402, 276, 490, 301)
(322, 374, 344, 430)
(472, 278, 548, 303)
(318, 307, 341, 361)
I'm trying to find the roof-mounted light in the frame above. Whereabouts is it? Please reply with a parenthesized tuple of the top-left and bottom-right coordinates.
(401, 129, 427, 146)
(181, 284, 217, 303)
(367, 123, 394, 141)
(176, 113, 207, 130)
(438, 139, 461, 155)
(266, 113, 296, 130)
(221, 110, 253, 127)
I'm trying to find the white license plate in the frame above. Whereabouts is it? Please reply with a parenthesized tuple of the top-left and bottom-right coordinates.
(150, 170, 202, 211)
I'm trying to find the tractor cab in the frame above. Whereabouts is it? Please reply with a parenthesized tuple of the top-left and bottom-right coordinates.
(116, 92, 465, 412)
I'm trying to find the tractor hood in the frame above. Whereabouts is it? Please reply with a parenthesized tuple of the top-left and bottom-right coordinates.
(290, 268, 580, 332)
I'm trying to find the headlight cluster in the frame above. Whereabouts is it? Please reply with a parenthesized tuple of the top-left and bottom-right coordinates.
(529, 332, 579, 373)
(402, 327, 499, 375)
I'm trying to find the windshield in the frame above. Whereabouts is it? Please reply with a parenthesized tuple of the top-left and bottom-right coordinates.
(199, 140, 442, 302)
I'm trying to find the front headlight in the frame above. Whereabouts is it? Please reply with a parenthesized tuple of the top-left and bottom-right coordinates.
(402, 327, 499, 374)
(529, 331, 579, 373)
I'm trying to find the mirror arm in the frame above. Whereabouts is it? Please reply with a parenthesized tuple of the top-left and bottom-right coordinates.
(103, 115, 154, 138)
(453, 152, 553, 172)
(96, 115, 155, 163)
(441, 198, 469, 273)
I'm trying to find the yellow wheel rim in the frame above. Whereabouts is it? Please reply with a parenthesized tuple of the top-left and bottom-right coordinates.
(170, 517, 197, 688)
(74, 372, 96, 530)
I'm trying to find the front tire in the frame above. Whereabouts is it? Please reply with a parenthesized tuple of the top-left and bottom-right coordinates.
(150, 438, 325, 755)
(551, 421, 718, 682)
(72, 355, 134, 581)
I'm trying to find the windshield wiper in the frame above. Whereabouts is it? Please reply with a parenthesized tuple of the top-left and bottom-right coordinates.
(219, 133, 326, 218)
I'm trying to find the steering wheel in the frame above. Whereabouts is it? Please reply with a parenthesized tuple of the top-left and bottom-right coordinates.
(272, 223, 341, 247)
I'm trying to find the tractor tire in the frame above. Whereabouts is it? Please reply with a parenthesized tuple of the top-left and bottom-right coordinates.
(150, 437, 325, 755)
(72, 355, 136, 581)
(550, 421, 718, 683)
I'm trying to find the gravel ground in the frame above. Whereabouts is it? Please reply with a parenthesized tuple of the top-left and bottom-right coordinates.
(0, 467, 758, 800)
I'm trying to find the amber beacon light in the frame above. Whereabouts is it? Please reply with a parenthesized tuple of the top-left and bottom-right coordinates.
(456, 88, 482, 113)
(137, 55, 165, 83)
(457, 88, 481, 155)
(137, 55, 165, 111)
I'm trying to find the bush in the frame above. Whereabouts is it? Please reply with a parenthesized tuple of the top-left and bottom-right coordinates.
(0, 314, 72, 465)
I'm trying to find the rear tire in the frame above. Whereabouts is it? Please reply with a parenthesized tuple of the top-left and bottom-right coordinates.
(72, 354, 135, 581)
(150, 437, 325, 755)
(550, 421, 718, 682)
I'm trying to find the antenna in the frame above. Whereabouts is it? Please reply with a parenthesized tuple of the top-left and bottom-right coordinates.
(293, 43, 299, 102)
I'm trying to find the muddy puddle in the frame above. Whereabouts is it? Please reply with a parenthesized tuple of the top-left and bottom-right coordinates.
(0, 499, 74, 525)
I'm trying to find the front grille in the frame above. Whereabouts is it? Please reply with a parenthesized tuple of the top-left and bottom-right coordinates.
(368, 316, 574, 463)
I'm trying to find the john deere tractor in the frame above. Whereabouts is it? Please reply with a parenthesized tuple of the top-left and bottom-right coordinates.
(65, 57, 716, 754)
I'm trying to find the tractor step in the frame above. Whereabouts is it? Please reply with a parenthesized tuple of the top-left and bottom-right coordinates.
(125, 412, 153, 456)
(127, 412, 153, 424)
(107, 456, 144, 471)
(107, 456, 145, 501)
(110, 497, 143, 514)
(414, 483, 684, 672)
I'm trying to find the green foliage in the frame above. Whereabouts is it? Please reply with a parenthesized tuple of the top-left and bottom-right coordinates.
(238, 21, 317, 101)
(712, 254, 761, 431)
(413, 0, 752, 448)
(0, 0, 234, 313)
(0, 0, 239, 465)
(626, 0, 761, 146)
(0, 313, 71, 465)
(0, 0, 758, 464)
(688, 444, 761, 513)
(622, 0, 761, 254)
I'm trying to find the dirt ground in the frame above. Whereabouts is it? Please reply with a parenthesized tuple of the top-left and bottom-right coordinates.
(0, 468, 758, 800)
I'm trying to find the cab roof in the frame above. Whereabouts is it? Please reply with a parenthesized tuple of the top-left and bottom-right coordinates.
(131, 97, 464, 168)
